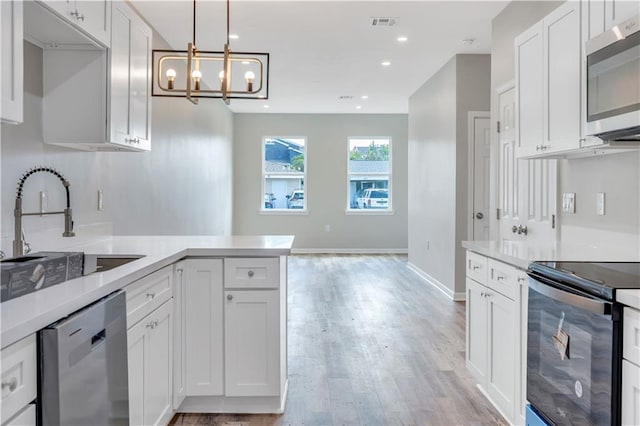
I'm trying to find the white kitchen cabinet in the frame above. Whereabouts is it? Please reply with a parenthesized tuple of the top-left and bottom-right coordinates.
(39, 0, 111, 47)
(622, 359, 640, 426)
(605, 0, 640, 30)
(127, 300, 173, 426)
(110, 0, 152, 149)
(172, 261, 186, 410)
(465, 251, 524, 424)
(225, 290, 280, 397)
(0, 335, 36, 426)
(2, 404, 35, 426)
(184, 259, 224, 396)
(1, 0, 23, 124)
(515, 1, 582, 157)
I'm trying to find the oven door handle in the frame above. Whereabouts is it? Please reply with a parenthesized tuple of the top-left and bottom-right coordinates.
(528, 278, 612, 315)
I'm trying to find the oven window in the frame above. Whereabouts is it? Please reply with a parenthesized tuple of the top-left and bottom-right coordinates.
(527, 284, 615, 425)
(587, 31, 640, 122)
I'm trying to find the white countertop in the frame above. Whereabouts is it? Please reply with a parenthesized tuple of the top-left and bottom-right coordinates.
(1, 235, 294, 349)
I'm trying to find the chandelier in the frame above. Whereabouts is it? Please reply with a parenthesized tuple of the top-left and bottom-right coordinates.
(151, 0, 269, 104)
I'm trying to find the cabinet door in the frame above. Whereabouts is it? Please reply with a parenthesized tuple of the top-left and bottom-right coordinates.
(110, 1, 132, 146)
(486, 290, 516, 421)
(172, 262, 186, 409)
(127, 318, 147, 426)
(75, 0, 111, 47)
(1, 0, 23, 124)
(515, 22, 543, 158)
(606, 0, 640, 30)
(543, 1, 581, 153)
(145, 301, 173, 426)
(622, 359, 640, 426)
(584, 0, 606, 40)
(466, 278, 488, 384)
(225, 290, 280, 397)
(185, 259, 224, 396)
(129, 11, 152, 145)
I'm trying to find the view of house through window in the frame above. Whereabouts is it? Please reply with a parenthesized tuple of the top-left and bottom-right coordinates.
(348, 138, 391, 210)
(262, 137, 306, 210)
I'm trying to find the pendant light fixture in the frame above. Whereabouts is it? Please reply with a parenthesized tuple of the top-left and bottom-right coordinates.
(151, 0, 269, 104)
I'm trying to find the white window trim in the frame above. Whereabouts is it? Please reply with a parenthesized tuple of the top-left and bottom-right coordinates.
(345, 136, 393, 213)
(261, 136, 308, 213)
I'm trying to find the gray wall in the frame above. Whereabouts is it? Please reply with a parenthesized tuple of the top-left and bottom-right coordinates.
(1, 42, 111, 253)
(232, 113, 408, 250)
(491, 1, 640, 243)
(408, 54, 491, 298)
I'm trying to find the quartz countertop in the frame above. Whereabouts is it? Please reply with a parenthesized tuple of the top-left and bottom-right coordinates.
(1, 235, 294, 349)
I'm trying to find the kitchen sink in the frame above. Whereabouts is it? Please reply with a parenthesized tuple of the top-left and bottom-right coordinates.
(84, 254, 145, 274)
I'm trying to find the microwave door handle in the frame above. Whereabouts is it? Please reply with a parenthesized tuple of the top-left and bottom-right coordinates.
(529, 279, 611, 315)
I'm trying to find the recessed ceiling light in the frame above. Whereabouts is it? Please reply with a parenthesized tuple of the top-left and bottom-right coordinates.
(462, 38, 476, 45)
(397, 36, 408, 42)
(356, 105, 362, 110)
(381, 61, 391, 67)
(229, 34, 239, 40)
(361, 95, 369, 100)
(263, 104, 269, 109)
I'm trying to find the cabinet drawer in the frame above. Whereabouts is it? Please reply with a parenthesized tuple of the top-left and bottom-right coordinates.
(623, 307, 640, 366)
(224, 258, 280, 289)
(4, 404, 35, 426)
(466, 251, 488, 284)
(126, 265, 173, 328)
(1, 335, 37, 424)
(487, 259, 518, 301)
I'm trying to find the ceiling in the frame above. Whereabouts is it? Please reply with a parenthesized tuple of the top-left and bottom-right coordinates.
(132, 1, 508, 114)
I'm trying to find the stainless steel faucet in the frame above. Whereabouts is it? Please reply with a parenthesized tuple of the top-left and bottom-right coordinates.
(13, 167, 75, 258)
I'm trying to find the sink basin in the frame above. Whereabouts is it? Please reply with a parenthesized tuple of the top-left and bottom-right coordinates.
(84, 254, 145, 274)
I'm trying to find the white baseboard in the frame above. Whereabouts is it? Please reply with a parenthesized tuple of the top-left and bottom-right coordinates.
(291, 248, 408, 255)
(406, 262, 466, 301)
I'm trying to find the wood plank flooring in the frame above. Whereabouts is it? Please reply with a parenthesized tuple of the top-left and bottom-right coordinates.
(170, 254, 506, 426)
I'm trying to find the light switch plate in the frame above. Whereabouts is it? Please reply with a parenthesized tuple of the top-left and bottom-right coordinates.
(562, 193, 576, 213)
(597, 192, 605, 215)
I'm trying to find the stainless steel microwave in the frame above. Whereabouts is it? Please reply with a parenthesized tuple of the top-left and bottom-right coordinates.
(585, 15, 640, 141)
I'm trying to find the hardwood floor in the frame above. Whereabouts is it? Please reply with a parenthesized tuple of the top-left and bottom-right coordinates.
(170, 254, 506, 426)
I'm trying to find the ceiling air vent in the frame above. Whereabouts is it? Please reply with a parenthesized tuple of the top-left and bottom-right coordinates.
(370, 17, 398, 27)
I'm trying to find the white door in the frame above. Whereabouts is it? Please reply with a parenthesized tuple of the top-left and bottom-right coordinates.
(127, 320, 147, 426)
(466, 278, 488, 384)
(185, 259, 224, 396)
(486, 290, 516, 421)
(471, 113, 491, 240)
(145, 301, 173, 426)
(225, 290, 280, 397)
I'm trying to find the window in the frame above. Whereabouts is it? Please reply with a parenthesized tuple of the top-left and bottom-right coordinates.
(262, 137, 307, 211)
(347, 138, 391, 211)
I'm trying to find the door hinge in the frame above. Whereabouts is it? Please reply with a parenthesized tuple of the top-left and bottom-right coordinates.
(496, 208, 500, 220)
(496, 121, 501, 134)
(552, 214, 556, 229)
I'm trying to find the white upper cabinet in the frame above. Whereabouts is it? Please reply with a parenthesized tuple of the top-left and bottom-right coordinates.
(515, 1, 583, 158)
(1, 0, 23, 124)
(39, 0, 111, 47)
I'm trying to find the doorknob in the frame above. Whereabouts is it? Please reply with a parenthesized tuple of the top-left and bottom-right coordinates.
(475, 212, 484, 219)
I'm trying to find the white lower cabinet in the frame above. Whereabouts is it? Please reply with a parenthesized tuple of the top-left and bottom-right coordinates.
(622, 306, 640, 426)
(184, 259, 224, 396)
(1, 335, 36, 426)
(225, 290, 280, 396)
(172, 262, 187, 409)
(465, 251, 525, 425)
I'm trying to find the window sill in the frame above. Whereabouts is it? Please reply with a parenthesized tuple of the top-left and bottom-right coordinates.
(344, 209, 395, 216)
(260, 209, 309, 216)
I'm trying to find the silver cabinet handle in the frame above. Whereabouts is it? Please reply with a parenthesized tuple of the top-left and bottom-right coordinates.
(2, 377, 18, 392)
(177, 268, 183, 275)
(472, 265, 480, 271)
(227, 294, 233, 301)
(517, 276, 526, 283)
(497, 275, 504, 281)
(247, 270, 255, 278)
(475, 212, 484, 219)
(512, 225, 518, 233)
(480, 292, 485, 297)
(146, 292, 155, 299)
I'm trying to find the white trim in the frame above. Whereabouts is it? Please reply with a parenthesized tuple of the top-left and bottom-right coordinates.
(467, 111, 490, 241)
(291, 248, 408, 255)
(406, 262, 466, 301)
(475, 384, 511, 425)
(259, 209, 309, 216)
(344, 209, 395, 215)
(496, 79, 515, 96)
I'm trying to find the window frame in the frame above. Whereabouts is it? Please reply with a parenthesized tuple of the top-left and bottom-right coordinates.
(345, 136, 393, 214)
(260, 136, 308, 214)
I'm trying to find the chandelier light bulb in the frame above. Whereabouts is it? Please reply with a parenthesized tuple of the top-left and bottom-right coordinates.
(166, 68, 177, 89)
(245, 71, 255, 92)
(191, 69, 202, 91)
(218, 70, 225, 81)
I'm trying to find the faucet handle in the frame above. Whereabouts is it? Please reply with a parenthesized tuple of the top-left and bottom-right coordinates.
(21, 229, 32, 254)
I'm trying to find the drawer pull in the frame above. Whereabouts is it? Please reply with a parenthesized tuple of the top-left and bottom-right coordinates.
(247, 270, 255, 278)
(227, 294, 234, 301)
(497, 275, 505, 281)
(146, 320, 158, 329)
(1, 377, 18, 392)
(146, 292, 155, 299)
(517, 277, 526, 283)
(472, 265, 480, 271)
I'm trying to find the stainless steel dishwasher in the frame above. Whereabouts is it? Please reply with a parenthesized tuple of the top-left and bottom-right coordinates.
(38, 290, 129, 425)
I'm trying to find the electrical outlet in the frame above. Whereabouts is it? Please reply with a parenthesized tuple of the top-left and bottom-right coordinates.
(97, 190, 104, 211)
(562, 193, 575, 213)
(596, 192, 605, 215)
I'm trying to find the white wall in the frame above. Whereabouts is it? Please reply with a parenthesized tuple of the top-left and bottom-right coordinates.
(408, 54, 491, 298)
(491, 1, 640, 246)
(232, 113, 408, 250)
(1, 42, 112, 254)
